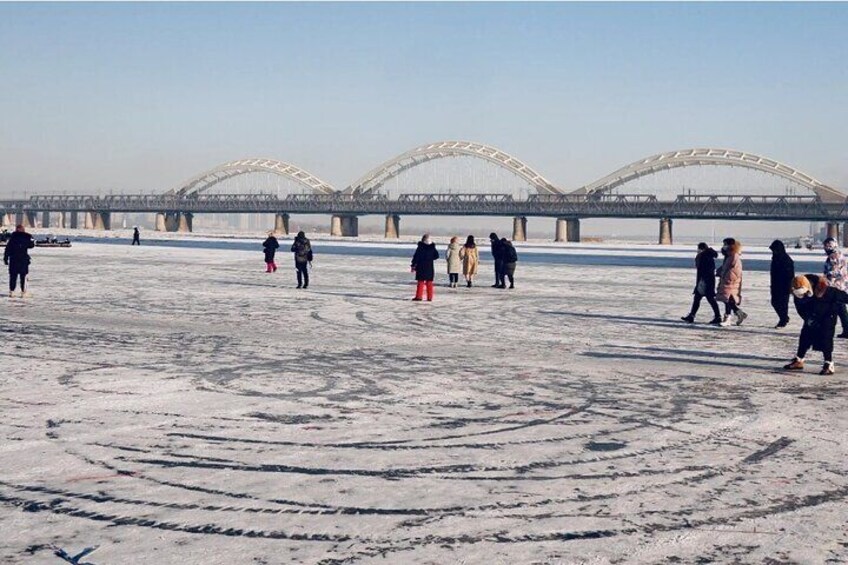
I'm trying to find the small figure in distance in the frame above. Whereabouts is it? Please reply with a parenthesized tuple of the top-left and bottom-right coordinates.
(681, 242, 722, 325)
(445, 236, 462, 288)
(132, 226, 141, 246)
(489, 232, 505, 288)
(263, 231, 279, 273)
(459, 235, 479, 288)
(783, 274, 848, 375)
(500, 237, 518, 289)
(716, 237, 747, 326)
(411, 233, 439, 301)
(291, 231, 313, 289)
(821, 237, 848, 338)
(769, 240, 795, 329)
(4, 224, 35, 298)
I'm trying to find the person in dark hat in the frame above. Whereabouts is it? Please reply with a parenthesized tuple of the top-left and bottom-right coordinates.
(4, 224, 35, 298)
(489, 232, 505, 288)
(291, 231, 313, 288)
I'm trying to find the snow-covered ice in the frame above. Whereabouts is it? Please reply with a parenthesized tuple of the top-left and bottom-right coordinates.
(1, 240, 846, 564)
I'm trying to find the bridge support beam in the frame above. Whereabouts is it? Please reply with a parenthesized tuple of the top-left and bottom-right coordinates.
(512, 216, 527, 242)
(69, 212, 79, 229)
(826, 222, 839, 242)
(331, 215, 358, 237)
(155, 212, 167, 232)
(55, 212, 66, 229)
(3, 212, 15, 227)
(41, 211, 50, 229)
(384, 214, 400, 238)
(555, 217, 581, 242)
(274, 213, 290, 235)
(177, 212, 193, 233)
(842, 223, 848, 248)
(17, 211, 37, 229)
(92, 212, 111, 230)
(164, 213, 181, 232)
(658, 218, 673, 245)
(83, 211, 96, 230)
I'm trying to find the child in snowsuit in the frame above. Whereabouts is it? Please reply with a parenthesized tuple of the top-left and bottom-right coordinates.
(411, 234, 439, 301)
(263, 233, 279, 272)
(783, 274, 848, 375)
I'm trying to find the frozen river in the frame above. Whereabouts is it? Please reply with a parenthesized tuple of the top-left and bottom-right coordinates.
(1, 239, 846, 564)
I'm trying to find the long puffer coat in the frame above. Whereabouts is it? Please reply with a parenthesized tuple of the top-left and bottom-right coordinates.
(445, 242, 462, 274)
(460, 245, 479, 276)
(694, 247, 718, 297)
(794, 274, 848, 351)
(717, 244, 743, 304)
(769, 240, 795, 298)
(411, 242, 439, 281)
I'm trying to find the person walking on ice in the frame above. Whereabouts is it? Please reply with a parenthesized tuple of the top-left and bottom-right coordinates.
(290, 231, 313, 288)
(445, 236, 462, 288)
(489, 232, 505, 288)
(263, 232, 279, 273)
(4, 224, 34, 298)
(821, 237, 848, 338)
(500, 238, 518, 289)
(681, 242, 722, 325)
(769, 239, 795, 328)
(132, 226, 141, 246)
(411, 233, 438, 301)
(783, 274, 848, 375)
(716, 238, 747, 326)
(460, 235, 479, 288)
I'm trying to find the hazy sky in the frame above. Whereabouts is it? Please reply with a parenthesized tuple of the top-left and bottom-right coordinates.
(1, 2, 846, 238)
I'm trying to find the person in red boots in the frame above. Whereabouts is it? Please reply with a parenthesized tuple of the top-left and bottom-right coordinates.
(411, 233, 439, 301)
(262, 232, 279, 273)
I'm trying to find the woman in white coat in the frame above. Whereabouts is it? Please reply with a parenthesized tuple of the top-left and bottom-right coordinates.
(445, 236, 462, 288)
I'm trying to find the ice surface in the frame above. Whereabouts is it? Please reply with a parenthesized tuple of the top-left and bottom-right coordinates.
(1, 241, 846, 564)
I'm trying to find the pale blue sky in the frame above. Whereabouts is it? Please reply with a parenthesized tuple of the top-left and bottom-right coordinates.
(1, 1, 846, 205)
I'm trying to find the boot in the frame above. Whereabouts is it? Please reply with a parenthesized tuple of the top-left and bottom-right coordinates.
(820, 362, 835, 375)
(413, 281, 425, 301)
(708, 317, 722, 326)
(735, 310, 748, 326)
(681, 314, 695, 323)
(426, 281, 434, 302)
(466, 280, 472, 288)
(783, 357, 805, 371)
(838, 331, 848, 339)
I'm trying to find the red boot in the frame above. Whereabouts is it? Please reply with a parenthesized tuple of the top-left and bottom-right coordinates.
(265, 262, 273, 273)
(426, 280, 434, 301)
(272, 261, 278, 272)
(413, 281, 425, 301)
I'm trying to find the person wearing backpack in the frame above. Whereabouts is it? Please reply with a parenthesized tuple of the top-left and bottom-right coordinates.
(4, 224, 35, 298)
(500, 237, 518, 289)
(290, 231, 313, 288)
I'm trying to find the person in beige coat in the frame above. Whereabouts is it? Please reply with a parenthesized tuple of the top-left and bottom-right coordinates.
(459, 235, 479, 288)
(445, 236, 462, 288)
(716, 237, 747, 326)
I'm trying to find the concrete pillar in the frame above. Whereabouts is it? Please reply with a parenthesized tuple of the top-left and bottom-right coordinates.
(18, 211, 37, 229)
(83, 211, 95, 229)
(274, 213, 290, 235)
(41, 211, 50, 229)
(177, 212, 193, 233)
(567, 218, 581, 242)
(659, 217, 673, 245)
(384, 214, 400, 238)
(55, 212, 66, 229)
(164, 213, 180, 232)
(155, 212, 167, 232)
(826, 222, 839, 241)
(512, 216, 527, 242)
(340, 215, 359, 237)
(70, 212, 79, 229)
(92, 212, 110, 230)
(842, 223, 848, 248)
(330, 215, 343, 237)
(2, 212, 13, 227)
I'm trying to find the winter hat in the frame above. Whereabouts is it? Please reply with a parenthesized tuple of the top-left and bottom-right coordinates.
(297, 231, 306, 238)
(791, 275, 812, 293)
(697, 242, 708, 251)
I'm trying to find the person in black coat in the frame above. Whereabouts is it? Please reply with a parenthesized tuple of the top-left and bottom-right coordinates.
(500, 238, 518, 289)
(769, 239, 795, 328)
(132, 227, 141, 246)
(681, 242, 722, 324)
(4, 225, 35, 298)
(290, 231, 313, 288)
(489, 232, 505, 288)
(411, 233, 439, 301)
(262, 233, 279, 273)
(784, 274, 848, 375)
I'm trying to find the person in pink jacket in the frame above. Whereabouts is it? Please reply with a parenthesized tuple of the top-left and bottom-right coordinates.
(716, 237, 747, 326)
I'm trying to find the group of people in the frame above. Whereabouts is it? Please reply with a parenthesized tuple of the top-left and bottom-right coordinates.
(681, 236, 848, 375)
(410, 232, 519, 301)
(262, 231, 313, 288)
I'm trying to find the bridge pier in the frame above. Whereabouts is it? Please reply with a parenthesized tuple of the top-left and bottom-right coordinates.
(555, 218, 581, 242)
(826, 222, 839, 242)
(274, 213, 290, 235)
(658, 218, 673, 245)
(3, 212, 15, 227)
(41, 211, 50, 229)
(92, 212, 111, 230)
(385, 214, 400, 238)
(512, 216, 527, 242)
(17, 211, 37, 229)
(155, 212, 167, 232)
(69, 212, 79, 229)
(83, 211, 95, 230)
(177, 212, 193, 233)
(54, 212, 66, 229)
(331, 214, 358, 237)
(843, 223, 848, 248)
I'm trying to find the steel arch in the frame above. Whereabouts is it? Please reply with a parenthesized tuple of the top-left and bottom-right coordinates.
(170, 159, 336, 196)
(572, 148, 845, 202)
(345, 141, 562, 195)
